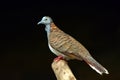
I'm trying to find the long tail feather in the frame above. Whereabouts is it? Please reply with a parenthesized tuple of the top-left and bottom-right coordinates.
(84, 56, 109, 75)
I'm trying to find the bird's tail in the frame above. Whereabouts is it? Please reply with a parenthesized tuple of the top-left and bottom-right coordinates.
(84, 56, 109, 75)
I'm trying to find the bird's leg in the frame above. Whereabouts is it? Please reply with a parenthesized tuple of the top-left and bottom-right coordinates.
(54, 55, 63, 62)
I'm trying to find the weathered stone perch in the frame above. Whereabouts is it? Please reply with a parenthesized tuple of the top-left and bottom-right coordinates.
(51, 60, 77, 80)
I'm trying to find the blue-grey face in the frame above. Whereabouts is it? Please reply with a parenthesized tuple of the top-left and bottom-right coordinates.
(37, 16, 53, 25)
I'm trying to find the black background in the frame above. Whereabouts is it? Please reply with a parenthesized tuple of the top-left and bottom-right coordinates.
(0, 0, 120, 80)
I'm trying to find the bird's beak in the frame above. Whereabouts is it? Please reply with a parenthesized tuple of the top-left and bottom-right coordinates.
(37, 21, 42, 25)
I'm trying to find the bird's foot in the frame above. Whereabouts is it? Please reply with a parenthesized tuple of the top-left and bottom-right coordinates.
(54, 55, 63, 62)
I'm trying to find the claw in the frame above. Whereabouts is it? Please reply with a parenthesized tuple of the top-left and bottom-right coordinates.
(54, 55, 63, 62)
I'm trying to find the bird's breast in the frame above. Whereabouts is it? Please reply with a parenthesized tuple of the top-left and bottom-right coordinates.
(48, 43, 61, 55)
(48, 43, 67, 58)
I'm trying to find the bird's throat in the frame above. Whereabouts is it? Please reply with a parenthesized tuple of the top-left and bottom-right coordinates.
(45, 24, 50, 32)
(45, 24, 50, 38)
(45, 23, 57, 37)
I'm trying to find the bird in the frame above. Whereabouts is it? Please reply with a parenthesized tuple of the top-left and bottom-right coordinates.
(37, 16, 109, 75)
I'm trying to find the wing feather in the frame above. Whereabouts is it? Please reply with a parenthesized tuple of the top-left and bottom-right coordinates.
(49, 29, 89, 60)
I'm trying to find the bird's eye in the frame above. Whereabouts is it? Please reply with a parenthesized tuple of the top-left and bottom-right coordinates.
(45, 19, 47, 20)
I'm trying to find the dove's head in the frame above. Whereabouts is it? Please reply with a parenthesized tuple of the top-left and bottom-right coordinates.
(37, 16, 53, 25)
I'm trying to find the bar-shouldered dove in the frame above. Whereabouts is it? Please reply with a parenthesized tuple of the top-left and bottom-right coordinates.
(37, 16, 109, 75)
